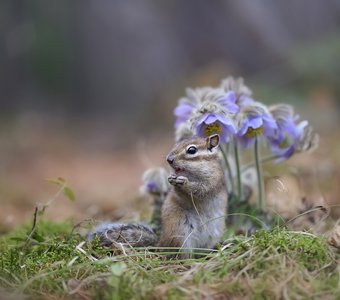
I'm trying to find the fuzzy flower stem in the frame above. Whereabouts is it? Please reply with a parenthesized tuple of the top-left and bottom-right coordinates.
(254, 137, 265, 211)
(219, 145, 234, 195)
(241, 154, 282, 172)
(233, 140, 243, 201)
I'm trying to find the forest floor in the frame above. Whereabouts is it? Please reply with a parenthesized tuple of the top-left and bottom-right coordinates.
(1, 107, 340, 299)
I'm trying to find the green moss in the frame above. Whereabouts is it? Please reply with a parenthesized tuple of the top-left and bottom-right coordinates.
(253, 227, 330, 268)
(0, 220, 110, 297)
(0, 222, 339, 299)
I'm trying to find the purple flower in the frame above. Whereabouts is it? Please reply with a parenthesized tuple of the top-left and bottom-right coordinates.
(174, 102, 196, 128)
(146, 181, 159, 194)
(237, 106, 277, 148)
(270, 115, 309, 160)
(237, 95, 255, 107)
(196, 113, 236, 143)
(216, 91, 240, 114)
(141, 167, 170, 196)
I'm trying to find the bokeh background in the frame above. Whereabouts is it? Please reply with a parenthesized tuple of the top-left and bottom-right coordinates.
(1, 0, 340, 232)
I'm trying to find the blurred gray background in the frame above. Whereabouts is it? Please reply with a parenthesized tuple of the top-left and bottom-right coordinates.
(1, 0, 340, 133)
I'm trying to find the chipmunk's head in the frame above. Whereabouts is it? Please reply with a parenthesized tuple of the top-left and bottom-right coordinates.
(166, 134, 221, 179)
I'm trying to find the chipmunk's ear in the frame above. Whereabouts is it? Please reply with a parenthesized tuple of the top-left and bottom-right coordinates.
(207, 134, 220, 151)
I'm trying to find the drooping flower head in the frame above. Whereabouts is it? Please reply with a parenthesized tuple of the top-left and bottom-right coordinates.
(269, 104, 319, 160)
(219, 76, 255, 108)
(140, 167, 170, 196)
(174, 79, 244, 130)
(189, 93, 236, 144)
(213, 89, 240, 115)
(195, 112, 235, 143)
(236, 102, 277, 148)
(174, 86, 214, 128)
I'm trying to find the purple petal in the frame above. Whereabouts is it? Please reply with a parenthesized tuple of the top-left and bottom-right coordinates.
(204, 114, 218, 124)
(215, 114, 235, 126)
(217, 92, 240, 114)
(247, 117, 263, 129)
(272, 145, 296, 162)
(174, 103, 195, 127)
(238, 96, 254, 107)
(238, 117, 263, 137)
(146, 181, 158, 193)
(238, 122, 249, 136)
(217, 91, 236, 104)
(195, 113, 235, 143)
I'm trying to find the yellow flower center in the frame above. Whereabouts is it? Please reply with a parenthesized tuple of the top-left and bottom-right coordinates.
(204, 121, 223, 137)
(279, 136, 292, 149)
(245, 126, 264, 138)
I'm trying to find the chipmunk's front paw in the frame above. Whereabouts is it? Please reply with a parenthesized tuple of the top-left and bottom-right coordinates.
(168, 175, 188, 186)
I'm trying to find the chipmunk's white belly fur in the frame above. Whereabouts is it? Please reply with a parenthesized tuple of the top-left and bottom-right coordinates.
(183, 198, 225, 250)
(188, 216, 223, 249)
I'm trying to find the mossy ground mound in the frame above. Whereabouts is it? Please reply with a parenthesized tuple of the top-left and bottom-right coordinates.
(0, 221, 339, 299)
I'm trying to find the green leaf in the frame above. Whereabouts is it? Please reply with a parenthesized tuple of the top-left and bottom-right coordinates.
(46, 177, 66, 186)
(63, 186, 75, 202)
(9, 236, 26, 242)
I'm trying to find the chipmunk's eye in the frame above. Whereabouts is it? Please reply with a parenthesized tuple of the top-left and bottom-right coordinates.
(186, 145, 197, 155)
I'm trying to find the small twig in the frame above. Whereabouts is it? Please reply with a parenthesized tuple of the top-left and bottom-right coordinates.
(24, 206, 39, 246)
(24, 183, 67, 246)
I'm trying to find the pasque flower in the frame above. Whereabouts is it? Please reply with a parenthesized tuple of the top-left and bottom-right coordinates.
(269, 104, 319, 160)
(220, 76, 255, 108)
(189, 95, 236, 144)
(195, 112, 236, 143)
(237, 102, 277, 148)
(140, 168, 170, 196)
(214, 90, 240, 115)
(174, 77, 251, 135)
(174, 87, 214, 128)
(174, 82, 242, 129)
(174, 102, 196, 128)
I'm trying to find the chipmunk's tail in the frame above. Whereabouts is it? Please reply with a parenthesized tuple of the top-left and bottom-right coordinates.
(87, 167, 169, 249)
(87, 222, 158, 248)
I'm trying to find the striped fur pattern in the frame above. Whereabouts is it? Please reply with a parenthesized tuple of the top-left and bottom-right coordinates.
(159, 134, 228, 258)
(87, 223, 158, 248)
(87, 135, 227, 255)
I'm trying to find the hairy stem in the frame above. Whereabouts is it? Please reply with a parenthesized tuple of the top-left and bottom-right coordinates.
(254, 137, 265, 211)
(219, 145, 234, 194)
(233, 140, 243, 201)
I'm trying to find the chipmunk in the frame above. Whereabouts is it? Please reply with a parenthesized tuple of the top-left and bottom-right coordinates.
(87, 134, 228, 258)
(158, 134, 228, 258)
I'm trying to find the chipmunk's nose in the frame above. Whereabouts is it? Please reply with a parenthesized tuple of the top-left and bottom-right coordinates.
(166, 153, 175, 165)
